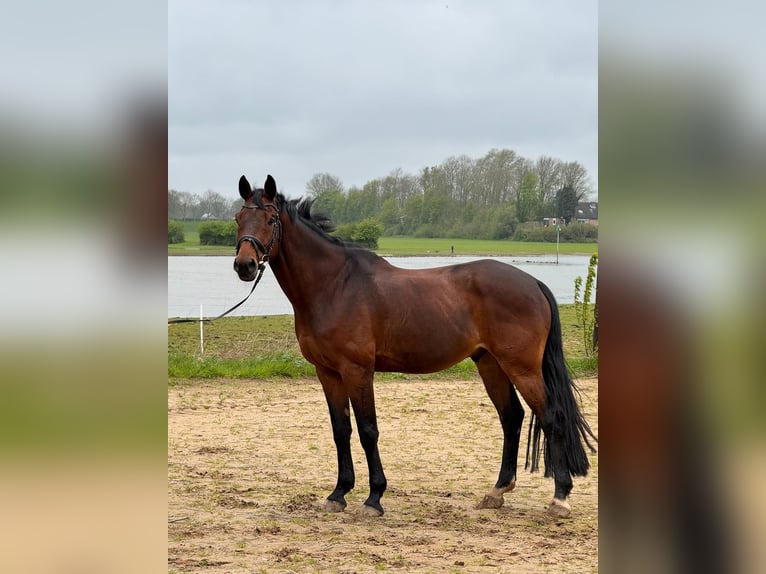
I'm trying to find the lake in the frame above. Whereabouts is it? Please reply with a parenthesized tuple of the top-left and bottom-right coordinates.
(168, 255, 595, 318)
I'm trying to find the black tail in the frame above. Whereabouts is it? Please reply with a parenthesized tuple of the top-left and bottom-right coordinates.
(525, 280, 597, 477)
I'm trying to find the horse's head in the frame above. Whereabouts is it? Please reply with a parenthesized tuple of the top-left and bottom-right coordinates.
(233, 174, 281, 281)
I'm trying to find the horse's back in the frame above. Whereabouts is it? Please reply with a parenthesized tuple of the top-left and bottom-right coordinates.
(447, 259, 547, 304)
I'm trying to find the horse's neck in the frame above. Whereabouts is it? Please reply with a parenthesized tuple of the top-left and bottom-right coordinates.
(269, 215, 346, 310)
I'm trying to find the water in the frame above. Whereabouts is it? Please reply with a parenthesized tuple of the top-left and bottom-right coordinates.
(168, 254, 595, 318)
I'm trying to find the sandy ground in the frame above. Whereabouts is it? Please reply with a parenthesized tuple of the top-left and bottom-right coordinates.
(168, 378, 598, 573)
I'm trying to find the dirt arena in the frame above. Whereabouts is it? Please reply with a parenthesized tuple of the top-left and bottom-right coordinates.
(168, 377, 598, 573)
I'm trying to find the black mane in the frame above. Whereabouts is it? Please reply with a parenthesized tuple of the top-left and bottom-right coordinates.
(286, 195, 345, 246)
(256, 191, 375, 255)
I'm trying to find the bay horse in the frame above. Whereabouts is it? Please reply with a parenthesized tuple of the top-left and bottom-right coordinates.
(233, 174, 596, 518)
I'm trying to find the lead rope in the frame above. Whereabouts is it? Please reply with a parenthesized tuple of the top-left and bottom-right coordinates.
(167, 262, 267, 324)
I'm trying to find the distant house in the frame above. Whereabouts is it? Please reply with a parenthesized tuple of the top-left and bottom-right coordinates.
(574, 202, 598, 226)
(542, 217, 564, 227)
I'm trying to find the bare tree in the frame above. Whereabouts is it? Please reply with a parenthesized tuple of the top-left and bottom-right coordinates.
(228, 197, 243, 218)
(173, 191, 198, 220)
(441, 155, 475, 204)
(380, 168, 420, 207)
(306, 173, 344, 197)
(168, 189, 183, 219)
(560, 161, 592, 200)
(472, 149, 531, 207)
(199, 190, 229, 219)
(534, 155, 562, 206)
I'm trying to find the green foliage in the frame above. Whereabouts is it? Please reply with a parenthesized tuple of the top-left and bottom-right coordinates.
(312, 189, 345, 222)
(512, 226, 558, 242)
(560, 221, 598, 242)
(574, 253, 598, 358)
(413, 224, 440, 238)
(333, 218, 384, 248)
(378, 197, 401, 230)
(512, 222, 597, 243)
(168, 220, 185, 244)
(516, 172, 540, 223)
(557, 185, 579, 224)
(198, 220, 237, 246)
(402, 194, 424, 234)
(351, 218, 384, 248)
(333, 223, 355, 242)
(487, 204, 518, 239)
(344, 184, 380, 223)
(169, 148, 595, 246)
(332, 223, 356, 243)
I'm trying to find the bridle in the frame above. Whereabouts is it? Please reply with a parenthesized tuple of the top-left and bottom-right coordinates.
(168, 200, 281, 325)
(235, 201, 282, 270)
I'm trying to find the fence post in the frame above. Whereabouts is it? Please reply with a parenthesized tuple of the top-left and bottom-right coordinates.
(199, 304, 204, 355)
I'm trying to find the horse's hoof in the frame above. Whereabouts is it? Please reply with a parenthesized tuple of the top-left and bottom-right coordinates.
(477, 494, 504, 509)
(324, 499, 346, 513)
(546, 498, 571, 518)
(359, 504, 384, 517)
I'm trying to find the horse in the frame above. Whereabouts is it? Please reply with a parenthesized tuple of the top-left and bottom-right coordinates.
(233, 174, 596, 518)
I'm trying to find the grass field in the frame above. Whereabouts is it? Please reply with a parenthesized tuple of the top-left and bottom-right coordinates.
(377, 236, 596, 257)
(169, 222, 597, 257)
(168, 305, 597, 381)
(168, 241, 232, 255)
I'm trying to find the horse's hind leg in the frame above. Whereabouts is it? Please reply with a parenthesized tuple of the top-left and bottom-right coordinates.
(474, 352, 525, 510)
(503, 368, 574, 518)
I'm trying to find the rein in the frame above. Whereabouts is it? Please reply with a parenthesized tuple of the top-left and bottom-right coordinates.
(168, 201, 281, 325)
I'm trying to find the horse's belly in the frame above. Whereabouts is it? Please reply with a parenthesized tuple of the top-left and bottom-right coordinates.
(374, 340, 474, 374)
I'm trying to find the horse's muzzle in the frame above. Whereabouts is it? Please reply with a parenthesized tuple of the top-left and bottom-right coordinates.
(233, 256, 258, 281)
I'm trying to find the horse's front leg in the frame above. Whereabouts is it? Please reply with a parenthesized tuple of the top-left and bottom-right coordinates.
(345, 367, 387, 516)
(317, 367, 354, 512)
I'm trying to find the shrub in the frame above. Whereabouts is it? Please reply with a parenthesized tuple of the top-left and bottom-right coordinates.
(198, 220, 237, 246)
(513, 222, 597, 242)
(351, 218, 384, 248)
(168, 220, 185, 244)
(333, 223, 356, 242)
(561, 222, 598, 242)
(333, 219, 384, 248)
(521, 226, 558, 242)
(574, 253, 599, 357)
(488, 206, 518, 239)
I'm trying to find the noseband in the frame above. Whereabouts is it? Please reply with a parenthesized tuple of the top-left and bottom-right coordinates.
(236, 201, 281, 269)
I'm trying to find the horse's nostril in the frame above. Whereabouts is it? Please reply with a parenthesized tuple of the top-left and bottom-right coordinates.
(234, 257, 256, 275)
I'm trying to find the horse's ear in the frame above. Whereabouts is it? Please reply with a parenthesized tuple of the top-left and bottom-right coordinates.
(238, 175, 252, 200)
(264, 175, 277, 200)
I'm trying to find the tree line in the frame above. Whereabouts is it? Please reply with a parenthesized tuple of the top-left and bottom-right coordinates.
(168, 148, 596, 241)
(167, 188, 241, 221)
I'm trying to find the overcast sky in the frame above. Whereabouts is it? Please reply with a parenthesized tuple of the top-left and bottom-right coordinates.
(169, 0, 597, 199)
